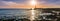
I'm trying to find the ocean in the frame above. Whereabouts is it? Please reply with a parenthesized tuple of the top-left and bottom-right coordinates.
(0, 8, 59, 21)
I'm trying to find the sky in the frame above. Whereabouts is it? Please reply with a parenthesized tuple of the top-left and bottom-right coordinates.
(0, 0, 60, 8)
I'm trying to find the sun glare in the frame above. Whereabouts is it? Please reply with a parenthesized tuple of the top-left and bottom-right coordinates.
(30, 8, 35, 21)
(31, 0, 36, 5)
(30, 0, 36, 21)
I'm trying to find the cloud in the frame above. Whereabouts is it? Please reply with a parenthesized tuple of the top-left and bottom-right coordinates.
(0, 0, 60, 8)
(37, 0, 60, 8)
(0, 1, 33, 8)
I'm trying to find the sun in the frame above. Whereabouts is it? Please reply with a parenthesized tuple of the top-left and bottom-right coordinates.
(31, 0, 36, 5)
(31, 0, 36, 6)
